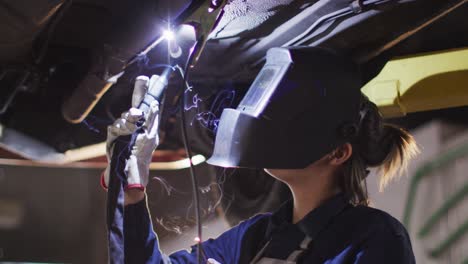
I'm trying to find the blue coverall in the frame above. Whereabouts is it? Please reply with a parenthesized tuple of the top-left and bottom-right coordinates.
(123, 193, 415, 263)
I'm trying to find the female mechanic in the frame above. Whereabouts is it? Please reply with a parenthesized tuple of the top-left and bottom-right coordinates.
(103, 47, 419, 263)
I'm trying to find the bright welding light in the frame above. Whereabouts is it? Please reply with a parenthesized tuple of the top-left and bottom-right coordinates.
(163, 28, 182, 58)
(163, 30, 175, 41)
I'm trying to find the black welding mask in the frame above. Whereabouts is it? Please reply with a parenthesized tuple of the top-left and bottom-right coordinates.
(207, 47, 362, 169)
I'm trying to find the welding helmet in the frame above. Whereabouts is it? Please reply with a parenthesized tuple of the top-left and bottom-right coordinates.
(207, 47, 362, 169)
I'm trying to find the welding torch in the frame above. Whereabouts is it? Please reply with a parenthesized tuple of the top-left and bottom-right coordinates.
(132, 67, 172, 114)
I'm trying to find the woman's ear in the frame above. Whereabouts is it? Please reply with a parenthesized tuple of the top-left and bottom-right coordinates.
(328, 143, 353, 166)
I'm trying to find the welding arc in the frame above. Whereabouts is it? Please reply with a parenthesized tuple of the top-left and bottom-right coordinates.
(179, 50, 205, 263)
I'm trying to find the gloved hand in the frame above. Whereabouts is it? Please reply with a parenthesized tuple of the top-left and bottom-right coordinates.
(101, 75, 160, 191)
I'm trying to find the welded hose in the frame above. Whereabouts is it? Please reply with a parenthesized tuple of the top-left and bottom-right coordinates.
(178, 63, 205, 264)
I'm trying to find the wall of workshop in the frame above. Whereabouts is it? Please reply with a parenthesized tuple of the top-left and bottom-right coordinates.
(0, 167, 107, 263)
(367, 120, 468, 264)
(0, 162, 218, 263)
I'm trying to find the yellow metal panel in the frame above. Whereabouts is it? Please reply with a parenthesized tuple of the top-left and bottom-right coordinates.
(362, 48, 468, 117)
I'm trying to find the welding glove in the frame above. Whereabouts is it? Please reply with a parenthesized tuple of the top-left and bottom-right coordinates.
(101, 76, 160, 191)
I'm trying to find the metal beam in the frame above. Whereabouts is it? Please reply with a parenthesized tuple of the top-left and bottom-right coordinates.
(362, 47, 468, 117)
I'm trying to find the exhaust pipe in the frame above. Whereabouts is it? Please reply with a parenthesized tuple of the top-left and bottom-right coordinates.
(61, 73, 113, 124)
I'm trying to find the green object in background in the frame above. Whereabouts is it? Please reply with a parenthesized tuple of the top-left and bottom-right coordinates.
(402, 140, 468, 262)
(462, 256, 468, 264)
(418, 183, 468, 238)
(403, 141, 468, 229)
(429, 218, 468, 259)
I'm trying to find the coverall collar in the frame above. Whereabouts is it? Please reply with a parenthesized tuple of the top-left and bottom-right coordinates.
(266, 193, 350, 240)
